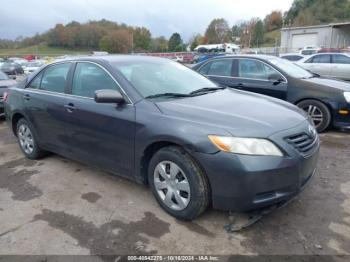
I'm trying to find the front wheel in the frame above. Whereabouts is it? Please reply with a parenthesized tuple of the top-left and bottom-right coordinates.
(297, 100, 331, 133)
(148, 146, 210, 220)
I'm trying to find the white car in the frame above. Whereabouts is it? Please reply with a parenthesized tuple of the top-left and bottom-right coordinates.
(299, 46, 320, 56)
(23, 60, 44, 75)
(169, 56, 183, 62)
(297, 53, 350, 81)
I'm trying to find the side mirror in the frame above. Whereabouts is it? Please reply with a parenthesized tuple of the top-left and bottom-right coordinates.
(268, 73, 284, 85)
(94, 89, 125, 104)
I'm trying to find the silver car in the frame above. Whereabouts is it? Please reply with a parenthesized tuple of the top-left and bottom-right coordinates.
(298, 53, 350, 80)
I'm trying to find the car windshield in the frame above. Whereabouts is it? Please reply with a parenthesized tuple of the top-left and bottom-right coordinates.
(0, 71, 9, 80)
(267, 57, 313, 78)
(111, 58, 217, 98)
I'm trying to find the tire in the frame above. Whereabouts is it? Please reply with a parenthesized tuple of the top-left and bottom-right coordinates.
(16, 118, 47, 160)
(297, 99, 331, 133)
(148, 146, 210, 220)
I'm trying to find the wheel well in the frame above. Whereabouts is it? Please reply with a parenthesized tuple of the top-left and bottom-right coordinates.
(140, 141, 178, 185)
(11, 113, 25, 136)
(295, 98, 333, 118)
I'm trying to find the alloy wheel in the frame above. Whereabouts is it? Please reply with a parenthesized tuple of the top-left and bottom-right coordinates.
(18, 124, 34, 155)
(302, 105, 324, 128)
(153, 161, 191, 211)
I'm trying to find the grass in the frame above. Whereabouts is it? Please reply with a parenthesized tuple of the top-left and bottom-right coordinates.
(0, 42, 92, 57)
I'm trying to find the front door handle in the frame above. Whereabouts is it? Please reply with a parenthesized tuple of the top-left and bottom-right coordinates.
(64, 103, 75, 113)
(23, 94, 31, 101)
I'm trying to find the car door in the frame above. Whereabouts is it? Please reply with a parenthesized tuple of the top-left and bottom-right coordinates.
(302, 54, 332, 77)
(331, 54, 350, 80)
(64, 62, 135, 178)
(22, 62, 73, 153)
(236, 58, 287, 100)
(198, 58, 237, 88)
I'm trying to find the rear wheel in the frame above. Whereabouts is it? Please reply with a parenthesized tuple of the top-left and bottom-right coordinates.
(16, 118, 47, 159)
(297, 100, 331, 132)
(148, 146, 210, 220)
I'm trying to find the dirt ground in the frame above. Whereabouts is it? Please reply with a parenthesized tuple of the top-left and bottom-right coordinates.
(0, 120, 349, 259)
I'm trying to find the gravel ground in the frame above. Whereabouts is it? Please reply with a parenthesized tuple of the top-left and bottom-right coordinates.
(0, 120, 349, 259)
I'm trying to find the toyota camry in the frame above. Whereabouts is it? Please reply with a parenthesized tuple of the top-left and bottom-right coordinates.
(4, 56, 319, 220)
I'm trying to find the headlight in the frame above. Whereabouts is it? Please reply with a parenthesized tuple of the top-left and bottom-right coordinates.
(344, 92, 350, 103)
(208, 135, 283, 156)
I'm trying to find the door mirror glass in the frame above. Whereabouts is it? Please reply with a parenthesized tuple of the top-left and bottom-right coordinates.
(94, 89, 125, 104)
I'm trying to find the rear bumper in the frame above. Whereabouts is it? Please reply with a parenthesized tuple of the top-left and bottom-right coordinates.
(194, 121, 320, 212)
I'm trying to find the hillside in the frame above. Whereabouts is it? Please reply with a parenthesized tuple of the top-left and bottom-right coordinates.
(285, 0, 350, 27)
(0, 42, 91, 57)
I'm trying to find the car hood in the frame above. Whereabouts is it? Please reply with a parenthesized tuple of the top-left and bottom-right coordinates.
(155, 89, 307, 137)
(300, 77, 350, 92)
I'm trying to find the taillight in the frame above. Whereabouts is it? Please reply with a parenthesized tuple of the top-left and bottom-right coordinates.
(3, 92, 9, 103)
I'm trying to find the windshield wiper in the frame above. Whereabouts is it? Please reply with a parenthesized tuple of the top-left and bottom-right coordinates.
(189, 87, 226, 95)
(145, 93, 192, 99)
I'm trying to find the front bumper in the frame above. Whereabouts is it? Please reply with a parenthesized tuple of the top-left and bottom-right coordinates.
(331, 101, 350, 129)
(194, 121, 320, 212)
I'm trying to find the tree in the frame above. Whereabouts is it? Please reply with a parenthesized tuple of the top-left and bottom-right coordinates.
(150, 36, 168, 52)
(133, 27, 151, 51)
(168, 33, 183, 51)
(253, 20, 264, 47)
(264, 11, 283, 31)
(99, 30, 132, 53)
(189, 34, 204, 51)
(205, 18, 232, 44)
(285, 0, 350, 26)
(232, 25, 241, 37)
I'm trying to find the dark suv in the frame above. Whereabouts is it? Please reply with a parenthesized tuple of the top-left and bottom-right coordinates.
(4, 56, 319, 220)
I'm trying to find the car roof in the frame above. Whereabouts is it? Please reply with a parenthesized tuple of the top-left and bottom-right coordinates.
(53, 54, 170, 64)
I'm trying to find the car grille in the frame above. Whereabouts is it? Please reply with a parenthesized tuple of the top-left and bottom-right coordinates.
(285, 132, 318, 156)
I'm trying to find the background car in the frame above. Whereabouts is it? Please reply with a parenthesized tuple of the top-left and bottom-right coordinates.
(0, 71, 17, 118)
(193, 55, 350, 132)
(299, 45, 320, 56)
(280, 53, 305, 62)
(297, 53, 350, 81)
(23, 60, 45, 75)
(0, 61, 24, 78)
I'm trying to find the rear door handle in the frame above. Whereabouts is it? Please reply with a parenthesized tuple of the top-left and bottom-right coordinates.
(64, 103, 75, 113)
(237, 83, 244, 89)
(23, 94, 31, 101)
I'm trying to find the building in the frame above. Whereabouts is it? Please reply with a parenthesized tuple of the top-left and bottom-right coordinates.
(281, 22, 350, 53)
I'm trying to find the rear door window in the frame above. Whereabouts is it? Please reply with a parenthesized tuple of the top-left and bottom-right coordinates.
(206, 59, 233, 77)
(332, 54, 350, 64)
(41, 63, 71, 93)
(72, 62, 119, 98)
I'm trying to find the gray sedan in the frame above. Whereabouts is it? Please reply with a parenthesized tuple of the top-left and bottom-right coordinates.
(4, 56, 319, 220)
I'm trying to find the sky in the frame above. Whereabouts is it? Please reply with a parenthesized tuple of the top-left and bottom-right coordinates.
(0, 0, 294, 41)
